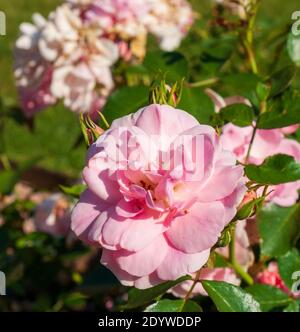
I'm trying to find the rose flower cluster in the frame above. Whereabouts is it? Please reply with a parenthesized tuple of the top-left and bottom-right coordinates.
(14, 0, 193, 116)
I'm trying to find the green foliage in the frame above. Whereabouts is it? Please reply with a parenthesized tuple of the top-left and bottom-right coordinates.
(3, 104, 85, 177)
(143, 51, 189, 82)
(60, 184, 86, 199)
(178, 87, 215, 124)
(245, 154, 300, 185)
(102, 86, 149, 124)
(266, 66, 295, 99)
(144, 299, 202, 312)
(278, 249, 300, 289)
(202, 281, 261, 312)
(258, 90, 300, 129)
(218, 103, 255, 127)
(246, 284, 292, 311)
(257, 204, 300, 257)
(121, 276, 191, 310)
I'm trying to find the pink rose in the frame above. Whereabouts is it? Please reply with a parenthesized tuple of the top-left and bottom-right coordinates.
(206, 89, 300, 207)
(171, 268, 240, 297)
(171, 220, 253, 297)
(14, 14, 56, 117)
(279, 125, 299, 135)
(221, 123, 300, 206)
(71, 104, 246, 288)
(34, 194, 72, 237)
(257, 262, 300, 298)
(39, 4, 118, 114)
(142, 0, 194, 51)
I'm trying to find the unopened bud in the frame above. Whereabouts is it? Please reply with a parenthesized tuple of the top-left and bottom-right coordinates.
(149, 79, 183, 107)
(80, 113, 105, 147)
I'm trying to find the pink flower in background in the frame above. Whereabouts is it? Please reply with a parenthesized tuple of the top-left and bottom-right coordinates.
(14, 1, 194, 116)
(279, 125, 299, 135)
(171, 220, 253, 297)
(221, 124, 300, 206)
(39, 4, 118, 114)
(171, 268, 240, 297)
(14, 14, 56, 117)
(206, 89, 300, 207)
(71, 104, 246, 288)
(205, 88, 251, 113)
(34, 194, 72, 237)
(80, 0, 149, 60)
(143, 0, 194, 51)
(256, 262, 300, 298)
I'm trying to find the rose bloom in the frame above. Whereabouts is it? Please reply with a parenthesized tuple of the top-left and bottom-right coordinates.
(143, 0, 194, 51)
(221, 124, 300, 206)
(171, 220, 253, 297)
(81, 0, 149, 60)
(14, 14, 56, 117)
(206, 89, 300, 207)
(257, 262, 300, 299)
(14, 3, 118, 116)
(39, 3, 119, 114)
(71, 104, 246, 288)
(34, 194, 72, 237)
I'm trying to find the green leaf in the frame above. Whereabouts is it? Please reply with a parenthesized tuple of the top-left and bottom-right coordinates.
(144, 51, 189, 81)
(256, 82, 271, 102)
(15, 233, 49, 249)
(219, 103, 255, 127)
(102, 86, 149, 124)
(144, 299, 202, 312)
(267, 66, 295, 99)
(258, 91, 300, 129)
(0, 170, 19, 195)
(284, 301, 300, 312)
(178, 87, 215, 124)
(278, 249, 300, 289)
(0, 156, 41, 194)
(287, 33, 300, 66)
(234, 197, 264, 221)
(220, 73, 260, 103)
(122, 275, 191, 310)
(257, 204, 300, 257)
(245, 154, 300, 185)
(60, 184, 87, 199)
(202, 280, 261, 312)
(4, 105, 85, 177)
(246, 284, 292, 311)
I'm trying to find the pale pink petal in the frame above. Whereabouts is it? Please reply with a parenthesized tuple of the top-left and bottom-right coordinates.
(157, 245, 210, 280)
(166, 202, 225, 253)
(116, 236, 168, 277)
